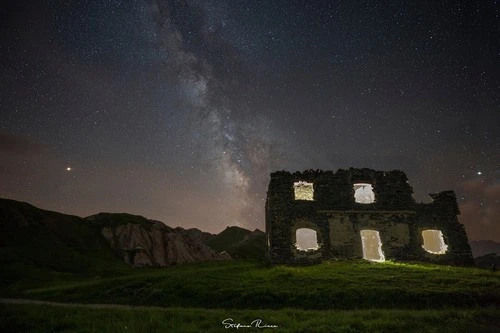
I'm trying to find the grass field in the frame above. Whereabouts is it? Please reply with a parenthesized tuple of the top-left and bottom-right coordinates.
(1, 303, 499, 333)
(3, 260, 500, 310)
(1, 260, 500, 332)
(2, 200, 498, 331)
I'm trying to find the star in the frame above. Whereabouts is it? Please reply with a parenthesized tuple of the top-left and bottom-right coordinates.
(0, 0, 497, 238)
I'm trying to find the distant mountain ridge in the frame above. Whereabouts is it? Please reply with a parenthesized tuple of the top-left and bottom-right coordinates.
(205, 226, 266, 260)
(206, 226, 252, 252)
(469, 240, 500, 258)
(1, 199, 262, 271)
(13, 199, 499, 268)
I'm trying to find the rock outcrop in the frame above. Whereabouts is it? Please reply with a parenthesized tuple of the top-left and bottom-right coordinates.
(0, 198, 252, 270)
(87, 213, 228, 267)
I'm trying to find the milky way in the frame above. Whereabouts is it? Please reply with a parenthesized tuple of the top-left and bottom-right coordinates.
(0, 0, 498, 240)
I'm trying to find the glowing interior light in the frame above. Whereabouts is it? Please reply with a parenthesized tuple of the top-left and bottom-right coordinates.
(353, 183, 375, 203)
(295, 228, 319, 251)
(360, 230, 385, 262)
(422, 230, 448, 254)
(294, 181, 314, 201)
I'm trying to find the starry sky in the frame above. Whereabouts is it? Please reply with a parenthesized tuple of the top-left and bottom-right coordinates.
(1, 0, 498, 240)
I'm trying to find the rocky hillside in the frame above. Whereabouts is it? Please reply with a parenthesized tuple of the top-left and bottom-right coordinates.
(86, 213, 228, 267)
(0, 199, 229, 270)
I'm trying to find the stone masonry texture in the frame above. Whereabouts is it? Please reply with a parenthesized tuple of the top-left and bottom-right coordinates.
(265, 168, 474, 266)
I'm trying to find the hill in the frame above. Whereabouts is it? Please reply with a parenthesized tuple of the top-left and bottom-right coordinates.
(86, 213, 227, 267)
(474, 253, 500, 269)
(205, 226, 267, 260)
(0, 199, 124, 277)
(206, 226, 252, 252)
(469, 240, 500, 258)
(226, 229, 267, 260)
(0, 199, 229, 276)
(1, 199, 499, 332)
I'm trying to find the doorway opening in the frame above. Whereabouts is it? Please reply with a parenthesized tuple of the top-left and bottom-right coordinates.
(360, 230, 385, 262)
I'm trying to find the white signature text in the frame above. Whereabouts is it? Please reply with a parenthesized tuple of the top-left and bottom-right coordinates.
(222, 318, 278, 329)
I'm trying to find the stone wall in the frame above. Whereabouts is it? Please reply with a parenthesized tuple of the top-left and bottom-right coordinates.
(265, 168, 474, 266)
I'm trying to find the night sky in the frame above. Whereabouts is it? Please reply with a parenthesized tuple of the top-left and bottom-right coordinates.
(1, 1, 498, 240)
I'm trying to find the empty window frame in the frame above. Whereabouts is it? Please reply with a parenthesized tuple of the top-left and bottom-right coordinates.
(353, 183, 375, 204)
(421, 230, 448, 254)
(295, 228, 319, 251)
(360, 230, 385, 262)
(294, 181, 314, 201)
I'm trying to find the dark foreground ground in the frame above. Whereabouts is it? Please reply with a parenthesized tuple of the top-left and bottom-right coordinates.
(1, 260, 500, 332)
(1, 301, 499, 333)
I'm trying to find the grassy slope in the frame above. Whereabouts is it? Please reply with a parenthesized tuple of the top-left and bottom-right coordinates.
(1, 303, 499, 333)
(3, 261, 500, 310)
(226, 230, 267, 260)
(1, 199, 499, 331)
(0, 199, 127, 293)
(0, 200, 123, 266)
(206, 226, 251, 252)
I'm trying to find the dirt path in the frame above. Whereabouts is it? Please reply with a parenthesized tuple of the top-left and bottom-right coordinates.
(0, 298, 177, 311)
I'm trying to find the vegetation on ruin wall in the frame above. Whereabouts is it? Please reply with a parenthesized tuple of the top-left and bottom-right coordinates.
(266, 169, 474, 266)
(2, 261, 499, 310)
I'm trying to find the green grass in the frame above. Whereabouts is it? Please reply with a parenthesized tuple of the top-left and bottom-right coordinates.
(3, 260, 500, 310)
(2, 260, 500, 332)
(3, 199, 498, 331)
(1, 303, 499, 333)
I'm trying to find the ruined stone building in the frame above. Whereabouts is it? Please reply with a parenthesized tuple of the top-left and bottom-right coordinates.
(265, 168, 474, 266)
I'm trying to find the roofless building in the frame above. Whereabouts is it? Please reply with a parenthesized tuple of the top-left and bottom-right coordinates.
(265, 168, 474, 266)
